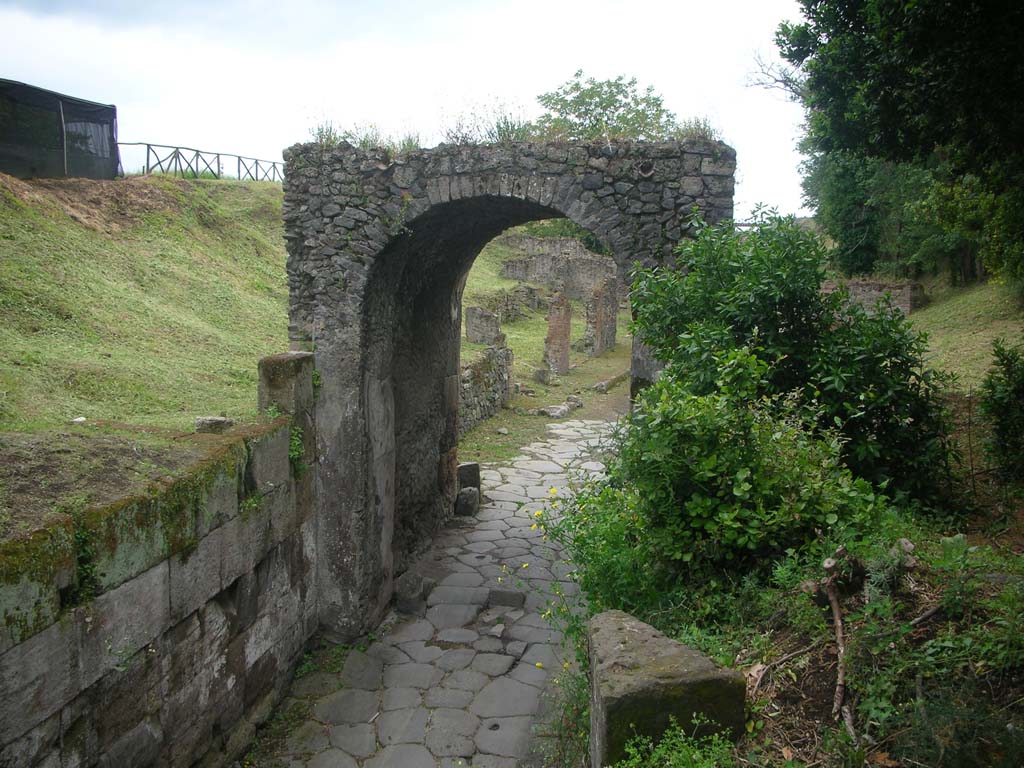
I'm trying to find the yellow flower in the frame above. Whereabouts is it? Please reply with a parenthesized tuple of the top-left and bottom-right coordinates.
(563, 661, 570, 670)
(548, 487, 558, 496)
(530, 523, 538, 530)
(497, 577, 503, 583)
(535, 662, 544, 668)
(534, 510, 543, 518)
(521, 562, 529, 568)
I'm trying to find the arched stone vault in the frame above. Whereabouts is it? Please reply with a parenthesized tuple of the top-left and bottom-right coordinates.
(282, 139, 735, 639)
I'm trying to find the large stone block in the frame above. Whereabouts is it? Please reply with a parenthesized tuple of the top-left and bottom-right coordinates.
(257, 351, 315, 416)
(588, 610, 745, 766)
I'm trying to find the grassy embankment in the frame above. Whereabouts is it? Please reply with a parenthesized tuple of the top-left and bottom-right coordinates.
(0, 174, 289, 433)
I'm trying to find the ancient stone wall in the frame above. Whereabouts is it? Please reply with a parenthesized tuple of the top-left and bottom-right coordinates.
(464, 306, 502, 344)
(544, 293, 572, 375)
(497, 234, 628, 301)
(0, 355, 318, 768)
(283, 138, 735, 639)
(821, 277, 925, 315)
(578, 276, 619, 356)
(457, 345, 514, 435)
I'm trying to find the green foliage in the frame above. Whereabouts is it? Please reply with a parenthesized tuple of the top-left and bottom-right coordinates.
(631, 213, 953, 505)
(979, 339, 1024, 482)
(534, 70, 712, 142)
(288, 426, 306, 477)
(777, 0, 1024, 286)
(610, 718, 735, 768)
(442, 100, 534, 144)
(516, 218, 610, 256)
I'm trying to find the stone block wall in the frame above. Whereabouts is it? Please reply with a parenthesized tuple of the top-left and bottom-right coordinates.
(465, 306, 503, 345)
(0, 356, 318, 768)
(543, 294, 572, 375)
(821, 277, 926, 315)
(497, 234, 628, 301)
(458, 345, 514, 435)
(579, 276, 619, 356)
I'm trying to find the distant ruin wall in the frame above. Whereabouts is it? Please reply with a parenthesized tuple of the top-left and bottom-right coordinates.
(458, 345, 514, 435)
(821, 277, 926, 315)
(0, 356, 318, 768)
(498, 235, 628, 301)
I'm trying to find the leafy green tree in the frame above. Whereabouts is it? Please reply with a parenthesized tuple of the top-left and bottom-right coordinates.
(776, 0, 1024, 286)
(534, 70, 711, 142)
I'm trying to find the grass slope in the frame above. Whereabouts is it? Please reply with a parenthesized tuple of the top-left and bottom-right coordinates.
(0, 174, 288, 431)
(911, 281, 1024, 390)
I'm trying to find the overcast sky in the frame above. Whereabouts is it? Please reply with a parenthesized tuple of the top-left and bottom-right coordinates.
(1, 0, 811, 218)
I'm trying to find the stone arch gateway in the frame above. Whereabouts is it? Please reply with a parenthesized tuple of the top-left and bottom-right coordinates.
(282, 139, 735, 639)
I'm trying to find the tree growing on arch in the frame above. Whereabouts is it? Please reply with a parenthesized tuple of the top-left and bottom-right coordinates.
(533, 70, 720, 143)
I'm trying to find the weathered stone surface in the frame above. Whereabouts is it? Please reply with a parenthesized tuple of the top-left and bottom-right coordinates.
(588, 610, 745, 766)
(459, 346, 514, 436)
(457, 462, 481, 490)
(542, 293, 571, 376)
(194, 416, 234, 433)
(497, 234, 625, 301)
(454, 487, 481, 517)
(465, 306, 503, 345)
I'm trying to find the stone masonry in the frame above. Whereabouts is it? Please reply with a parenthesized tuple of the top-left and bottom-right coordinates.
(497, 234, 629, 301)
(543, 293, 572, 375)
(458, 345, 514, 436)
(579, 276, 619, 356)
(464, 306, 503, 345)
(283, 139, 735, 640)
(821, 277, 925, 315)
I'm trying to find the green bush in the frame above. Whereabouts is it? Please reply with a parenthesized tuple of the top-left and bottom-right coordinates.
(610, 718, 735, 768)
(979, 339, 1024, 482)
(631, 212, 953, 506)
(550, 348, 885, 604)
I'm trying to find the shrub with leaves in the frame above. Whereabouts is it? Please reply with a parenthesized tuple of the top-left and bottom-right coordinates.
(979, 339, 1024, 483)
(610, 717, 736, 768)
(631, 211, 953, 506)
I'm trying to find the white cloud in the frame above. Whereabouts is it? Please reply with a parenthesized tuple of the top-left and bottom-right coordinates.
(1, 0, 811, 217)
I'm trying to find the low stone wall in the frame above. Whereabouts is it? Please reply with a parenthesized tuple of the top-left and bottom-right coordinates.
(821, 277, 926, 315)
(0, 355, 318, 768)
(458, 345, 514, 435)
(497, 235, 627, 301)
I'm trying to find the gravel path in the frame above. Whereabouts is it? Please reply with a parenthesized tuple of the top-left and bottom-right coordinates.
(264, 420, 612, 768)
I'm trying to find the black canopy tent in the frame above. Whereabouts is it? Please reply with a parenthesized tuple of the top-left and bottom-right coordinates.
(0, 78, 120, 180)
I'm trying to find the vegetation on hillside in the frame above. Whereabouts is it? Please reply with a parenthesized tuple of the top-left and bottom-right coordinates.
(0, 175, 288, 431)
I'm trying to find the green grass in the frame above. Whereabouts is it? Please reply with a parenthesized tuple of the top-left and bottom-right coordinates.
(911, 281, 1024, 390)
(0, 175, 288, 431)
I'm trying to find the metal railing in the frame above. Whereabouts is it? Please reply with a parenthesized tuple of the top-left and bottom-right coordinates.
(118, 142, 284, 182)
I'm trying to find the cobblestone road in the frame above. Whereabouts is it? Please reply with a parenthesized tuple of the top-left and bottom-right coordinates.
(264, 420, 611, 768)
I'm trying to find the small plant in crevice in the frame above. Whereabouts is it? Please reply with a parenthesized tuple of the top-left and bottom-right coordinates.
(610, 716, 736, 768)
(288, 426, 306, 477)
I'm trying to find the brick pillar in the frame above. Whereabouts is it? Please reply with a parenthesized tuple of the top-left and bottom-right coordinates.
(543, 293, 571, 374)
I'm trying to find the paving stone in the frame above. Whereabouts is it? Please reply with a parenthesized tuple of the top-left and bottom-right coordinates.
(367, 642, 413, 665)
(471, 653, 514, 677)
(363, 744, 437, 768)
(436, 648, 476, 671)
(470, 678, 541, 718)
(329, 723, 377, 757)
(282, 721, 330, 754)
(341, 650, 384, 689)
(427, 586, 490, 606)
(471, 756, 517, 768)
(471, 637, 503, 653)
(463, 541, 498, 554)
(307, 748, 358, 768)
(508, 661, 548, 687)
(384, 663, 445, 690)
(382, 687, 422, 711)
(427, 604, 482, 629)
(387, 619, 435, 643)
(425, 708, 480, 757)
(313, 689, 380, 724)
(439, 572, 485, 587)
(377, 706, 430, 745)
(399, 641, 445, 663)
(512, 460, 563, 473)
(436, 628, 479, 644)
(464, 529, 506, 542)
(445, 668, 491, 693)
(505, 641, 527, 659)
(424, 686, 475, 708)
(473, 716, 534, 758)
(487, 589, 525, 608)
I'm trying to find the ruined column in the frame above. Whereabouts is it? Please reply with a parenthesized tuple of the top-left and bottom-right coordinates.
(543, 293, 571, 375)
(583, 276, 619, 356)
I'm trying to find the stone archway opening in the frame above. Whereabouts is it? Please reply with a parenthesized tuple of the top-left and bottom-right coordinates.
(283, 140, 734, 639)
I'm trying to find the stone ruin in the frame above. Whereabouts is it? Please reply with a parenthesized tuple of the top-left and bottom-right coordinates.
(282, 138, 735, 639)
(464, 305, 503, 345)
(542, 293, 572, 376)
(498, 233, 628, 301)
(575, 275, 619, 356)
